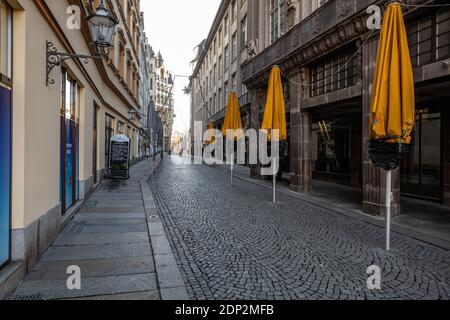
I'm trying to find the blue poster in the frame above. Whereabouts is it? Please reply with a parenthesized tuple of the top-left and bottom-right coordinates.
(0, 85, 11, 267)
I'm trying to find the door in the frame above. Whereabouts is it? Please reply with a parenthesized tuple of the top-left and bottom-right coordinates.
(93, 105, 98, 184)
(0, 0, 12, 267)
(65, 119, 74, 209)
(0, 85, 11, 267)
(60, 71, 79, 214)
(401, 109, 442, 200)
(105, 114, 114, 170)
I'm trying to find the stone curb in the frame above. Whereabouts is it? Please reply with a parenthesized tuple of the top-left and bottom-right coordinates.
(139, 158, 189, 301)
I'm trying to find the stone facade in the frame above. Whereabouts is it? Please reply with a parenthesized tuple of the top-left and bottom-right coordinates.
(152, 52, 175, 153)
(190, 0, 251, 136)
(238, 0, 450, 215)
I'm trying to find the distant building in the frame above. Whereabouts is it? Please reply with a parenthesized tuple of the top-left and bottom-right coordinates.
(148, 49, 175, 153)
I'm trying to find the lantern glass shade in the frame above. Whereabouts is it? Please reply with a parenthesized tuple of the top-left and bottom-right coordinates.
(87, 1, 118, 48)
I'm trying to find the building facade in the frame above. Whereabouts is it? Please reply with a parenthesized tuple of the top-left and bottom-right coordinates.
(0, 0, 157, 296)
(191, 0, 450, 215)
(190, 0, 251, 137)
(152, 51, 174, 153)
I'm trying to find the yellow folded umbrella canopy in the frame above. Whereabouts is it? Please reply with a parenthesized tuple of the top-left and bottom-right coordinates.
(222, 92, 243, 140)
(206, 122, 216, 145)
(261, 66, 287, 141)
(370, 2, 415, 144)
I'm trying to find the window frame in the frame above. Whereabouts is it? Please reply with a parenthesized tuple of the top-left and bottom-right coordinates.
(0, 0, 13, 85)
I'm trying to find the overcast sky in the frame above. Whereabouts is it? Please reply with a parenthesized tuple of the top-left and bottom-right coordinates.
(141, 0, 221, 134)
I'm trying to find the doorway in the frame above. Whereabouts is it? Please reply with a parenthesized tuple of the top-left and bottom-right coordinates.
(0, 85, 11, 268)
(60, 70, 80, 214)
(0, 0, 13, 269)
(105, 114, 114, 171)
(93, 104, 98, 184)
(401, 108, 442, 201)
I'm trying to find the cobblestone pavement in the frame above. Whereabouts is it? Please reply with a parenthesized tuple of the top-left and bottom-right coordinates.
(149, 156, 450, 300)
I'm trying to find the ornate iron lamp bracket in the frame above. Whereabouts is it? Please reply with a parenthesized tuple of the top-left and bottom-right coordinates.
(46, 41, 103, 85)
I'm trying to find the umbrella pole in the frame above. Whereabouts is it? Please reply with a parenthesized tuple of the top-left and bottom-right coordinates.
(273, 157, 276, 204)
(231, 152, 234, 186)
(385, 170, 392, 251)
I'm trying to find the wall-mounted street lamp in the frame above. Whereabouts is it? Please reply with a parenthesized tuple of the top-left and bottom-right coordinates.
(128, 109, 148, 124)
(46, 0, 118, 85)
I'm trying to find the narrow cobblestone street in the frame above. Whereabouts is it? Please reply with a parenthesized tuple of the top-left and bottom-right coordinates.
(149, 156, 450, 300)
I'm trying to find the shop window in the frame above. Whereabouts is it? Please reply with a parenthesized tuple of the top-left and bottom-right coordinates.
(310, 47, 361, 97)
(313, 118, 351, 175)
(401, 110, 441, 200)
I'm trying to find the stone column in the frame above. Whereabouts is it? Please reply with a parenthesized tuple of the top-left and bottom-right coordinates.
(289, 70, 312, 193)
(362, 36, 400, 216)
(350, 113, 362, 188)
(443, 108, 450, 206)
(250, 88, 262, 179)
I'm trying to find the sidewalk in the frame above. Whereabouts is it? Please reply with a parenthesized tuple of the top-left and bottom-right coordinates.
(9, 158, 187, 300)
(219, 165, 450, 250)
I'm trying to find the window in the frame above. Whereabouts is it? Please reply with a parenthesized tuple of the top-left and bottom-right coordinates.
(218, 55, 222, 76)
(270, 0, 285, 44)
(224, 81, 229, 105)
(62, 72, 80, 121)
(407, 8, 450, 67)
(224, 14, 229, 35)
(317, 0, 329, 9)
(117, 121, 124, 134)
(0, 0, 12, 80)
(224, 45, 230, 70)
(437, 8, 450, 59)
(232, 0, 237, 22)
(232, 73, 237, 92)
(232, 32, 237, 61)
(313, 117, 351, 175)
(242, 83, 248, 95)
(241, 15, 248, 51)
(310, 47, 361, 97)
(210, 70, 213, 89)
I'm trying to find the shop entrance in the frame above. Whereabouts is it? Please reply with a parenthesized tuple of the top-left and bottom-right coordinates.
(0, 0, 12, 268)
(401, 108, 442, 201)
(60, 71, 80, 214)
(0, 85, 11, 268)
